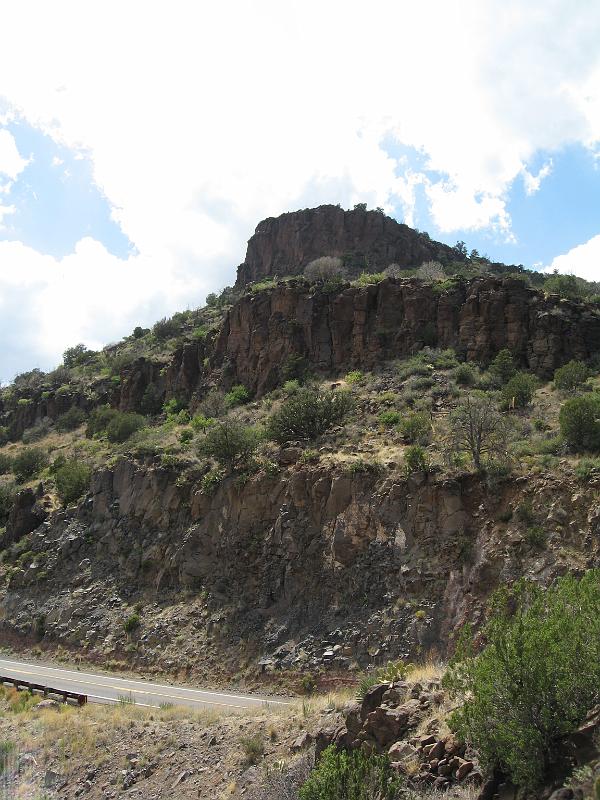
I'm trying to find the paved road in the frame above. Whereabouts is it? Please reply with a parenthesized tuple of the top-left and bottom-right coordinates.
(0, 657, 292, 711)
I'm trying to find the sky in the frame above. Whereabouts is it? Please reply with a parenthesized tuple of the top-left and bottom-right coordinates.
(1, 1, 600, 382)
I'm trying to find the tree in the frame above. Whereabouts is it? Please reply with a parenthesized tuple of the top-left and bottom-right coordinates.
(553, 360, 589, 392)
(417, 261, 445, 281)
(13, 447, 48, 482)
(63, 344, 90, 369)
(501, 372, 537, 409)
(448, 393, 507, 470)
(559, 393, 600, 451)
(544, 272, 584, 300)
(267, 388, 354, 443)
(444, 572, 600, 789)
(304, 256, 346, 282)
(199, 419, 260, 468)
(489, 349, 516, 384)
(55, 460, 92, 505)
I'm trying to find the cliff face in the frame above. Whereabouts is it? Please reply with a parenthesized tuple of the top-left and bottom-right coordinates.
(3, 456, 597, 678)
(216, 276, 600, 395)
(235, 205, 462, 286)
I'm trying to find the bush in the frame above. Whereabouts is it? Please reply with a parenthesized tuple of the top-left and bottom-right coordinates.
(13, 448, 48, 482)
(140, 383, 163, 415)
(86, 406, 119, 438)
(490, 349, 516, 384)
(559, 393, 600, 451)
(304, 256, 346, 282)
(404, 444, 429, 473)
(377, 410, 401, 427)
(55, 461, 92, 505)
(574, 457, 600, 481)
(444, 572, 600, 789)
(398, 411, 430, 444)
(63, 343, 90, 368)
(106, 412, 146, 443)
(454, 363, 477, 386)
(299, 746, 402, 800)
(0, 454, 12, 475)
(0, 482, 15, 525)
(152, 316, 180, 340)
(191, 414, 215, 433)
(267, 388, 354, 443)
(501, 372, 538, 409)
(554, 360, 589, 391)
(123, 614, 141, 634)
(55, 406, 87, 432)
(353, 271, 386, 286)
(344, 370, 364, 385)
(199, 420, 260, 468)
(417, 260, 445, 281)
(224, 384, 251, 409)
(240, 734, 265, 766)
(88, 406, 145, 444)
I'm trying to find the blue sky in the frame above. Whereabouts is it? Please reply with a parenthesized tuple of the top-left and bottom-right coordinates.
(0, 119, 132, 259)
(1, 1, 600, 382)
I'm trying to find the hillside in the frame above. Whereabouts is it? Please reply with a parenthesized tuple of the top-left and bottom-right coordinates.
(0, 206, 599, 798)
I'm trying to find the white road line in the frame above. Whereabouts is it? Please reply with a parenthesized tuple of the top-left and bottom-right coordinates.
(0, 658, 292, 707)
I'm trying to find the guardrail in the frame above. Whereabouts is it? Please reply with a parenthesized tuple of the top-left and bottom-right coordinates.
(0, 675, 87, 705)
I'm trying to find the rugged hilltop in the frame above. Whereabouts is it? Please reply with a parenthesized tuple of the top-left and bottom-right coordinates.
(235, 205, 465, 286)
(0, 206, 599, 690)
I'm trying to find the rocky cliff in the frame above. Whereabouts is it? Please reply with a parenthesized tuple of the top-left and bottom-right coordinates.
(235, 205, 463, 286)
(2, 454, 598, 681)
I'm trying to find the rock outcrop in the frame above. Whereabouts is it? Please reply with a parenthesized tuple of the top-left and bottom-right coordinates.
(216, 276, 600, 394)
(2, 455, 598, 678)
(235, 205, 463, 286)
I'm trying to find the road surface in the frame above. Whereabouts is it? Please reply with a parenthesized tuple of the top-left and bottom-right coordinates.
(0, 656, 292, 711)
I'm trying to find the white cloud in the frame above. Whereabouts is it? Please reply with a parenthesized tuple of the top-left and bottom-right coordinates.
(0, 129, 27, 179)
(545, 235, 600, 282)
(522, 160, 553, 196)
(1, 1, 600, 376)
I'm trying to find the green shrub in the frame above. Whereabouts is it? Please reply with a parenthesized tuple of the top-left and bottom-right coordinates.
(0, 482, 15, 525)
(123, 613, 141, 634)
(152, 316, 180, 340)
(283, 379, 300, 395)
(63, 343, 91, 368)
(559, 393, 600, 451)
(240, 734, 264, 766)
(0, 427, 8, 446)
(299, 745, 402, 800)
(268, 388, 354, 443)
(353, 271, 386, 286)
(398, 411, 430, 444)
(139, 383, 163, 415)
(554, 360, 589, 391)
(377, 410, 401, 427)
(454, 363, 477, 386)
(191, 414, 215, 433)
(376, 659, 413, 682)
(106, 413, 146, 443)
(444, 572, 600, 789)
(502, 372, 537, 409)
(13, 448, 48, 482)
(179, 428, 194, 445)
(224, 384, 251, 408)
(55, 406, 87, 432)
(199, 420, 260, 468)
(356, 673, 378, 702)
(0, 454, 13, 475)
(404, 444, 429, 473)
(574, 457, 600, 481)
(55, 461, 92, 505)
(200, 469, 223, 494)
(163, 397, 187, 416)
(490, 349, 517, 384)
(525, 525, 547, 549)
(86, 406, 119, 438)
(344, 370, 364, 384)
